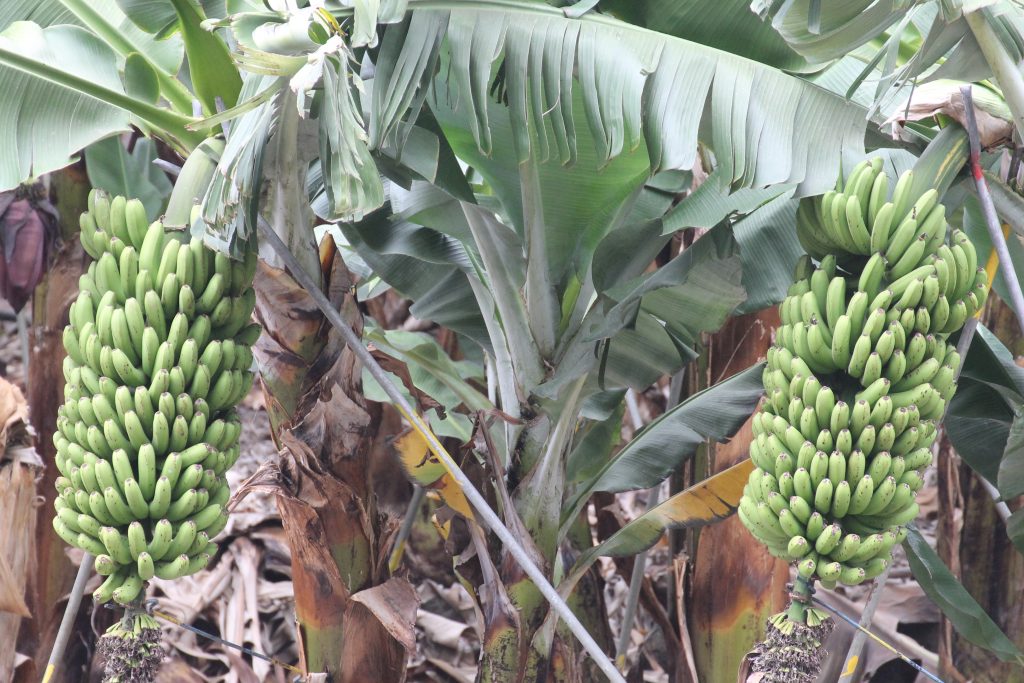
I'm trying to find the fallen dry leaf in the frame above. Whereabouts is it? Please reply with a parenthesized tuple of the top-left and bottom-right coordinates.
(425, 656, 475, 683)
(417, 609, 471, 650)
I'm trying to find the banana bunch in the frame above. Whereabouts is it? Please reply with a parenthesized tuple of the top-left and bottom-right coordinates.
(51, 190, 259, 605)
(739, 159, 988, 589)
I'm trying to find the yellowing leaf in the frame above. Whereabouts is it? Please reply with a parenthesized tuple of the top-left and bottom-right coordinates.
(431, 514, 451, 541)
(596, 459, 753, 558)
(434, 475, 475, 520)
(394, 429, 474, 520)
(558, 460, 753, 601)
(395, 428, 447, 485)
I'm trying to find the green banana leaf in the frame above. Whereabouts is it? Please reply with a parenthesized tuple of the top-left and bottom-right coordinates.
(405, 5, 867, 188)
(582, 363, 764, 493)
(541, 223, 746, 393)
(156, 0, 241, 112)
(363, 327, 491, 413)
(731, 194, 805, 314)
(1008, 508, 1024, 554)
(114, 0, 225, 36)
(600, 0, 810, 71)
(760, 0, 912, 63)
(765, 0, 1024, 108)
(946, 324, 1024, 489)
(0, 23, 132, 190)
(85, 137, 173, 220)
(565, 401, 624, 484)
(318, 55, 385, 221)
(353, 0, 871, 316)
(0, 19, 202, 192)
(2, 0, 76, 25)
(339, 212, 490, 347)
(945, 325, 1024, 559)
(661, 171, 795, 233)
(561, 363, 764, 529)
(586, 225, 745, 344)
(953, 327, 1024, 499)
(904, 526, 1024, 664)
(2, 0, 183, 75)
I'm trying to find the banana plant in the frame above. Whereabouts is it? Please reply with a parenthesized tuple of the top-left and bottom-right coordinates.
(199, 3, 868, 678)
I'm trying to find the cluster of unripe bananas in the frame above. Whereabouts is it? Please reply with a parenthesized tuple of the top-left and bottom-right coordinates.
(51, 190, 258, 605)
(739, 158, 988, 589)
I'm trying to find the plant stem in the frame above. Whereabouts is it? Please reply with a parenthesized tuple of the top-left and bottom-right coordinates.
(462, 202, 546, 392)
(521, 158, 559, 358)
(388, 485, 426, 573)
(519, 375, 586, 557)
(615, 484, 663, 671)
(57, 0, 195, 114)
(786, 577, 812, 624)
(42, 553, 92, 683)
(965, 10, 1024, 141)
(256, 216, 625, 683)
(16, 310, 29, 392)
(467, 277, 522, 460)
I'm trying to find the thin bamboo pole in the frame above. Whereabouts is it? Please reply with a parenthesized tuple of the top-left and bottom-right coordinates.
(41, 554, 92, 683)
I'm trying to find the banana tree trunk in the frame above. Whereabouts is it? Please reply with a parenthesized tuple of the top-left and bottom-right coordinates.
(15, 168, 90, 683)
(689, 309, 790, 683)
(939, 297, 1024, 682)
(248, 241, 417, 681)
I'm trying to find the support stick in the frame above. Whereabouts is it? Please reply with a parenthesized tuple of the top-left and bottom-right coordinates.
(836, 564, 893, 682)
(42, 553, 93, 683)
(962, 86, 1024, 338)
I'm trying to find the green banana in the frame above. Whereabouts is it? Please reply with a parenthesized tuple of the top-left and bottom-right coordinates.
(112, 573, 144, 605)
(148, 519, 174, 560)
(154, 554, 190, 580)
(93, 568, 129, 604)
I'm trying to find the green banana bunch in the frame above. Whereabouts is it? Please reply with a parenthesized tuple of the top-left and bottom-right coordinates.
(53, 189, 258, 606)
(740, 159, 989, 591)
